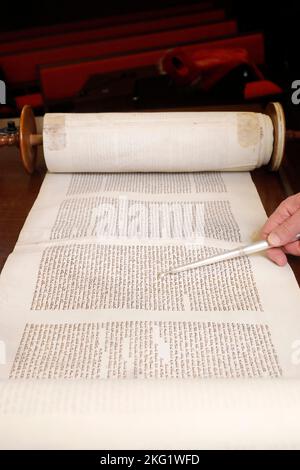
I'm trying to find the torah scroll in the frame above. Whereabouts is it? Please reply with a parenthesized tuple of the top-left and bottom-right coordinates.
(0, 107, 299, 450)
(43, 111, 275, 172)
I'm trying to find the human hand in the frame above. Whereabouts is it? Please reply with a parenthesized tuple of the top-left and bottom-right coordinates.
(261, 193, 300, 266)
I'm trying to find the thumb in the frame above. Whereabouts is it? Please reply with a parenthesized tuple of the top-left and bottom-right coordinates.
(268, 208, 300, 247)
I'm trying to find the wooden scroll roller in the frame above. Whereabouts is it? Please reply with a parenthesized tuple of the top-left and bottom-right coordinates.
(0, 103, 299, 174)
(0, 105, 42, 173)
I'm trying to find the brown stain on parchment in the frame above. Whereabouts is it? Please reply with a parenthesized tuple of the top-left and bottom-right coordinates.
(44, 115, 66, 151)
(237, 112, 261, 147)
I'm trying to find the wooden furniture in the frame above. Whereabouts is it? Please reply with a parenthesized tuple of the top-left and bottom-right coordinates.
(0, 2, 214, 42)
(39, 32, 265, 106)
(0, 9, 225, 55)
(0, 21, 237, 87)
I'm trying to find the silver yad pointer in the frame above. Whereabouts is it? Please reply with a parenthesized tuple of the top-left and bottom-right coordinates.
(158, 233, 300, 279)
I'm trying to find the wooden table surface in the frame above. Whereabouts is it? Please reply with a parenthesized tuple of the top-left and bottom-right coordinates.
(0, 133, 299, 285)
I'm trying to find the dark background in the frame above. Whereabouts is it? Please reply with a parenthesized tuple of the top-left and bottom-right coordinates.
(1, 0, 300, 123)
(1, 0, 299, 79)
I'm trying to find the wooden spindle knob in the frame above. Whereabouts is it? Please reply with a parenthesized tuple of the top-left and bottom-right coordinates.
(0, 121, 19, 147)
(265, 102, 286, 171)
(0, 132, 19, 147)
(286, 129, 300, 141)
(0, 106, 43, 173)
(19, 105, 39, 173)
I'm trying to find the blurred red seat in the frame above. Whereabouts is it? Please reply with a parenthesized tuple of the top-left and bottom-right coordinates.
(0, 9, 225, 54)
(40, 33, 265, 104)
(1, 21, 237, 86)
(0, 2, 213, 41)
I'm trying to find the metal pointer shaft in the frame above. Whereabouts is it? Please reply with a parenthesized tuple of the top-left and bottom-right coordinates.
(158, 233, 300, 279)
